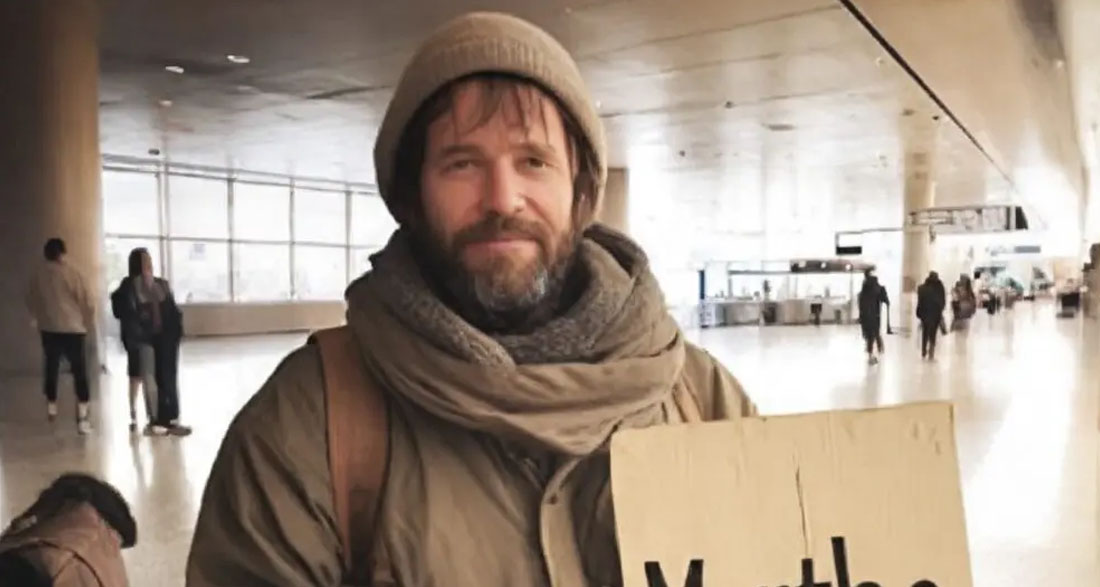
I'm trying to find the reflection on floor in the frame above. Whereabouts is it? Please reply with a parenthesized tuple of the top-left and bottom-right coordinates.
(1, 301, 1096, 584)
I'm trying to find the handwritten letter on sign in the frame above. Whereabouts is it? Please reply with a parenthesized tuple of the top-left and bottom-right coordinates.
(610, 403, 971, 587)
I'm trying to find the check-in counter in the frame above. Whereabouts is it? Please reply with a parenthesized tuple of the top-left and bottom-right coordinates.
(827, 299, 853, 324)
(777, 299, 813, 324)
(697, 298, 852, 327)
(720, 300, 761, 325)
(698, 300, 723, 327)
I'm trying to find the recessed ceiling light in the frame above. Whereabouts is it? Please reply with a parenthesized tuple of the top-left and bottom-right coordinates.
(165, 65, 185, 74)
(226, 54, 251, 64)
(158, 99, 173, 108)
(765, 122, 796, 132)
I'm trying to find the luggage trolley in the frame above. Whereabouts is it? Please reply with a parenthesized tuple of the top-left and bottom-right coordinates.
(1058, 290, 1081, 318)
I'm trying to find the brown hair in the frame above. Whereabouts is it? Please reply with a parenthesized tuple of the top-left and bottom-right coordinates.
(389, 73, 600, 230)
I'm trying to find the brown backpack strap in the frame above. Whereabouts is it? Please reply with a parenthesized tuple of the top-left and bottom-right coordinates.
(310, 326, 390, 586)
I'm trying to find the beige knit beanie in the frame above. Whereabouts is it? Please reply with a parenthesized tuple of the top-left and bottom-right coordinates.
(373, 12, 607, 220)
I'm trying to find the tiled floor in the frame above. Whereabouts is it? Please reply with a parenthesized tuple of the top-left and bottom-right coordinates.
(0, 300, 1096, 584)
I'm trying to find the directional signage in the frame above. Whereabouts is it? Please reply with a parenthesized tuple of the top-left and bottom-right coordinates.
(906, 205, 1023, 233)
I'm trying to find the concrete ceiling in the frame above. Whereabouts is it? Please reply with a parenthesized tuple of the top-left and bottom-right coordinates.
(847, 0, 1084, 252)
(1058, 0, 1100, 241)
(98, 0, 1084, 251)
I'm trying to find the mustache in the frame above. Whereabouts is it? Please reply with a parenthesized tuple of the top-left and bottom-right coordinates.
(451, 214, 552, 250)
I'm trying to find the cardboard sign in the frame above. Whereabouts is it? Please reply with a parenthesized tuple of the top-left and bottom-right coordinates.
(610, 402, 971, 587)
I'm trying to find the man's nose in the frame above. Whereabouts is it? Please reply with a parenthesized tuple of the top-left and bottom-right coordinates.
(482, 160, 525, 216)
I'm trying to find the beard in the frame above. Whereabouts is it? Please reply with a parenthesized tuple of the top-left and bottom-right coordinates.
(411, 212, 581, 333)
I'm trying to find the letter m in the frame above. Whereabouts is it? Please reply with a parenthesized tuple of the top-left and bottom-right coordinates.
(644, 560, 704, 587)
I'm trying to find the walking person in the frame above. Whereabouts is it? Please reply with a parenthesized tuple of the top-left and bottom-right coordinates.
(950, 274, 976, 331)
(25, 238, 95, 434)
(110, 248, 191, 437)
(858, 272, 887, 365)
(916, 271, 947, 360)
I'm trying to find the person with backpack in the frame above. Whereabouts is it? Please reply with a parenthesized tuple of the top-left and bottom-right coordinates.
(187, 12, 756, 586)
(25, 238, 96, 434)
(0, 473, 136, 587)
(110, 248, 191, 437)
(916, 271, 948, 360)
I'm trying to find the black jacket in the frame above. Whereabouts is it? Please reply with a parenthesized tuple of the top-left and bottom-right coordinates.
(858, 278, 887, 325)
(112, 277, 183, 348)
(916, 278, 947, 322)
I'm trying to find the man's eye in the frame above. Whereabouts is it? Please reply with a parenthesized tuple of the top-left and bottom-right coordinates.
(445, 159, 474, 171)
(524, 157, 548, 169)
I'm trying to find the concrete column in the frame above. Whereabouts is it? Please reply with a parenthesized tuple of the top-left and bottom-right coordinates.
(598, 168, 629, 234)
(0, 1, 102, 374)
(899, 150, 936, 334)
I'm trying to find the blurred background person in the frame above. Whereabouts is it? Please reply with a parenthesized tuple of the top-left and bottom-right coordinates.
(110, 247, 191, 437)
(111, 248, 156, 432)
(951, 274, 977, 331)
(916, 271, 947, 360)
(858, 271, 887, 365)
(25, 238, 95, 434)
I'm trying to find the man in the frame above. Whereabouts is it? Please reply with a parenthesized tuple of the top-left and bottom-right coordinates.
(25, 238, 95, 434)
(858, 271, 887, 365)
(187, 12, 754, 586)
(916, 271, 947, 360)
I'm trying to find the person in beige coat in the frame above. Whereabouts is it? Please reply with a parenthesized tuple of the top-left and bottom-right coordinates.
(25, 238, 96, 434)
(187, 12, 756, 587)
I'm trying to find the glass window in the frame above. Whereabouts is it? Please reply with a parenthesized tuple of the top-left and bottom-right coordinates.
(170, 241, 230, 303)
(234, 243, 291, 302)
(103, 171, 159, 236)
(294, 188, 346, 245)
(294, 245, 347, 300)
(168, 175, 229, 239)
(234, 182, 290, 241)
(350, 194, 396, 246)
(104, 238, 162, 291)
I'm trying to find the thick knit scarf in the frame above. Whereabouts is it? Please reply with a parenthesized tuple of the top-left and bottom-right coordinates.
(344, 224, 685, 456)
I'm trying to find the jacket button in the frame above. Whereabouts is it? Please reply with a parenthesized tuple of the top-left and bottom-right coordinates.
(547, 494, 559, 505)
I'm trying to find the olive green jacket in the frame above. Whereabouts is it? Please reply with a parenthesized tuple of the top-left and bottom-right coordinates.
(186, 342, 753, 587)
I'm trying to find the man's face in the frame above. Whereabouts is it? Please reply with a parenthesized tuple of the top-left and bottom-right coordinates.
(418, 80, 577, 314)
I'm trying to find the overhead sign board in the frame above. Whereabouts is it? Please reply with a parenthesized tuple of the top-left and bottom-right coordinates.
(611, 403, 971, 587)
(906, 205, 1024, 233)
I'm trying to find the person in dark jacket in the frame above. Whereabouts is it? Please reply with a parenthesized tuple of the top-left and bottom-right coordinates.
(858, 272, 887, 364)
(112, 250, 154, 432)
(950, 274, 977, 331)
(916, 271, 947, 360)
(111, 248, 191, 436)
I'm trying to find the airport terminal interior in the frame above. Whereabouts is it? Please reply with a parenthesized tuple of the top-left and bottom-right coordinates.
(2, 0, 1100, 584)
